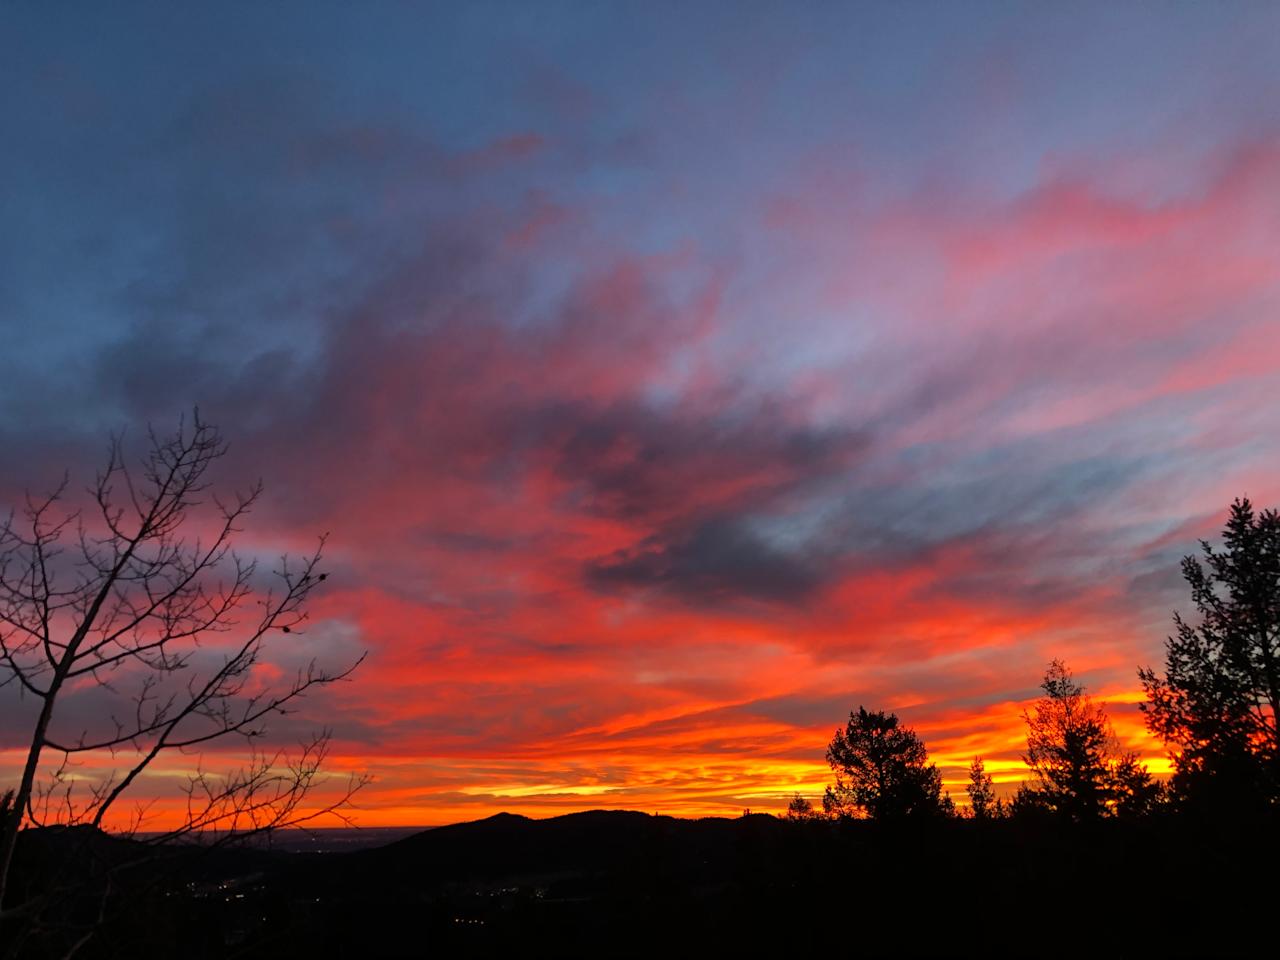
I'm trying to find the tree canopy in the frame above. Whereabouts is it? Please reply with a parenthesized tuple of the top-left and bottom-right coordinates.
(823, 707, 947, 820)
(966, 757, 1001, 819)
(1139, 498, 1280, 810)
(1023, 660, 1117, 819)
(1022, 660, 1160, 819)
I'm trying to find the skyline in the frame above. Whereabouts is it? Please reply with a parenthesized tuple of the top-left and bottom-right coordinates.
(3, 2, 1280, 826)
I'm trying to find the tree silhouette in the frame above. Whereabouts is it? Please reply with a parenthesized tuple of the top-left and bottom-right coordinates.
(966, 757, 1001, 819)
(784, 793, 819, 821)
(1022, 660, 1119, 820)
(1139, 498, 1280, 810)
(1020, 659, 1161, 819)
(1110, 752, 1163, 818)
(823, 707, 945, 820)
(0, 413, 365, 948)
(1009, 782, 1053, 819)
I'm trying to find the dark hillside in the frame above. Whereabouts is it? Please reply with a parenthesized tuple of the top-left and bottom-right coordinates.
(6, 811, 1276, 958)
(260, 811, 1277, 958)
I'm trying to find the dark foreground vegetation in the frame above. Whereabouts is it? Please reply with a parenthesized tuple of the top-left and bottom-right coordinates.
(3, 420, 1279, 957)
(5, 808, 1279, 958)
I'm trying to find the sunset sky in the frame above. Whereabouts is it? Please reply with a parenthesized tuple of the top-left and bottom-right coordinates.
(3, 2, 1280, 826)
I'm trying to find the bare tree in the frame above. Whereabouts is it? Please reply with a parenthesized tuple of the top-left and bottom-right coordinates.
(0, 413, 365, 941)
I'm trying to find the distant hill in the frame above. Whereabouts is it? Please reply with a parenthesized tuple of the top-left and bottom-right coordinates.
(361, 809, 786, 882)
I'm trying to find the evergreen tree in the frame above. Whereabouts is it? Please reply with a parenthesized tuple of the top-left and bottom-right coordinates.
(785, 793, 818, 821)
(1110, 753, 1163, 818)
(1022, 660, 1158, 818)
(1139, 498, 1280, 809)
(966, 757, 1001, 819)
(1009, 782, 1053, 819)
(1023, 660, 1118, 820)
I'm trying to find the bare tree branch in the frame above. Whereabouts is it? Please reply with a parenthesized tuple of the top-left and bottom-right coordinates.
(0, 412, 366, 953)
